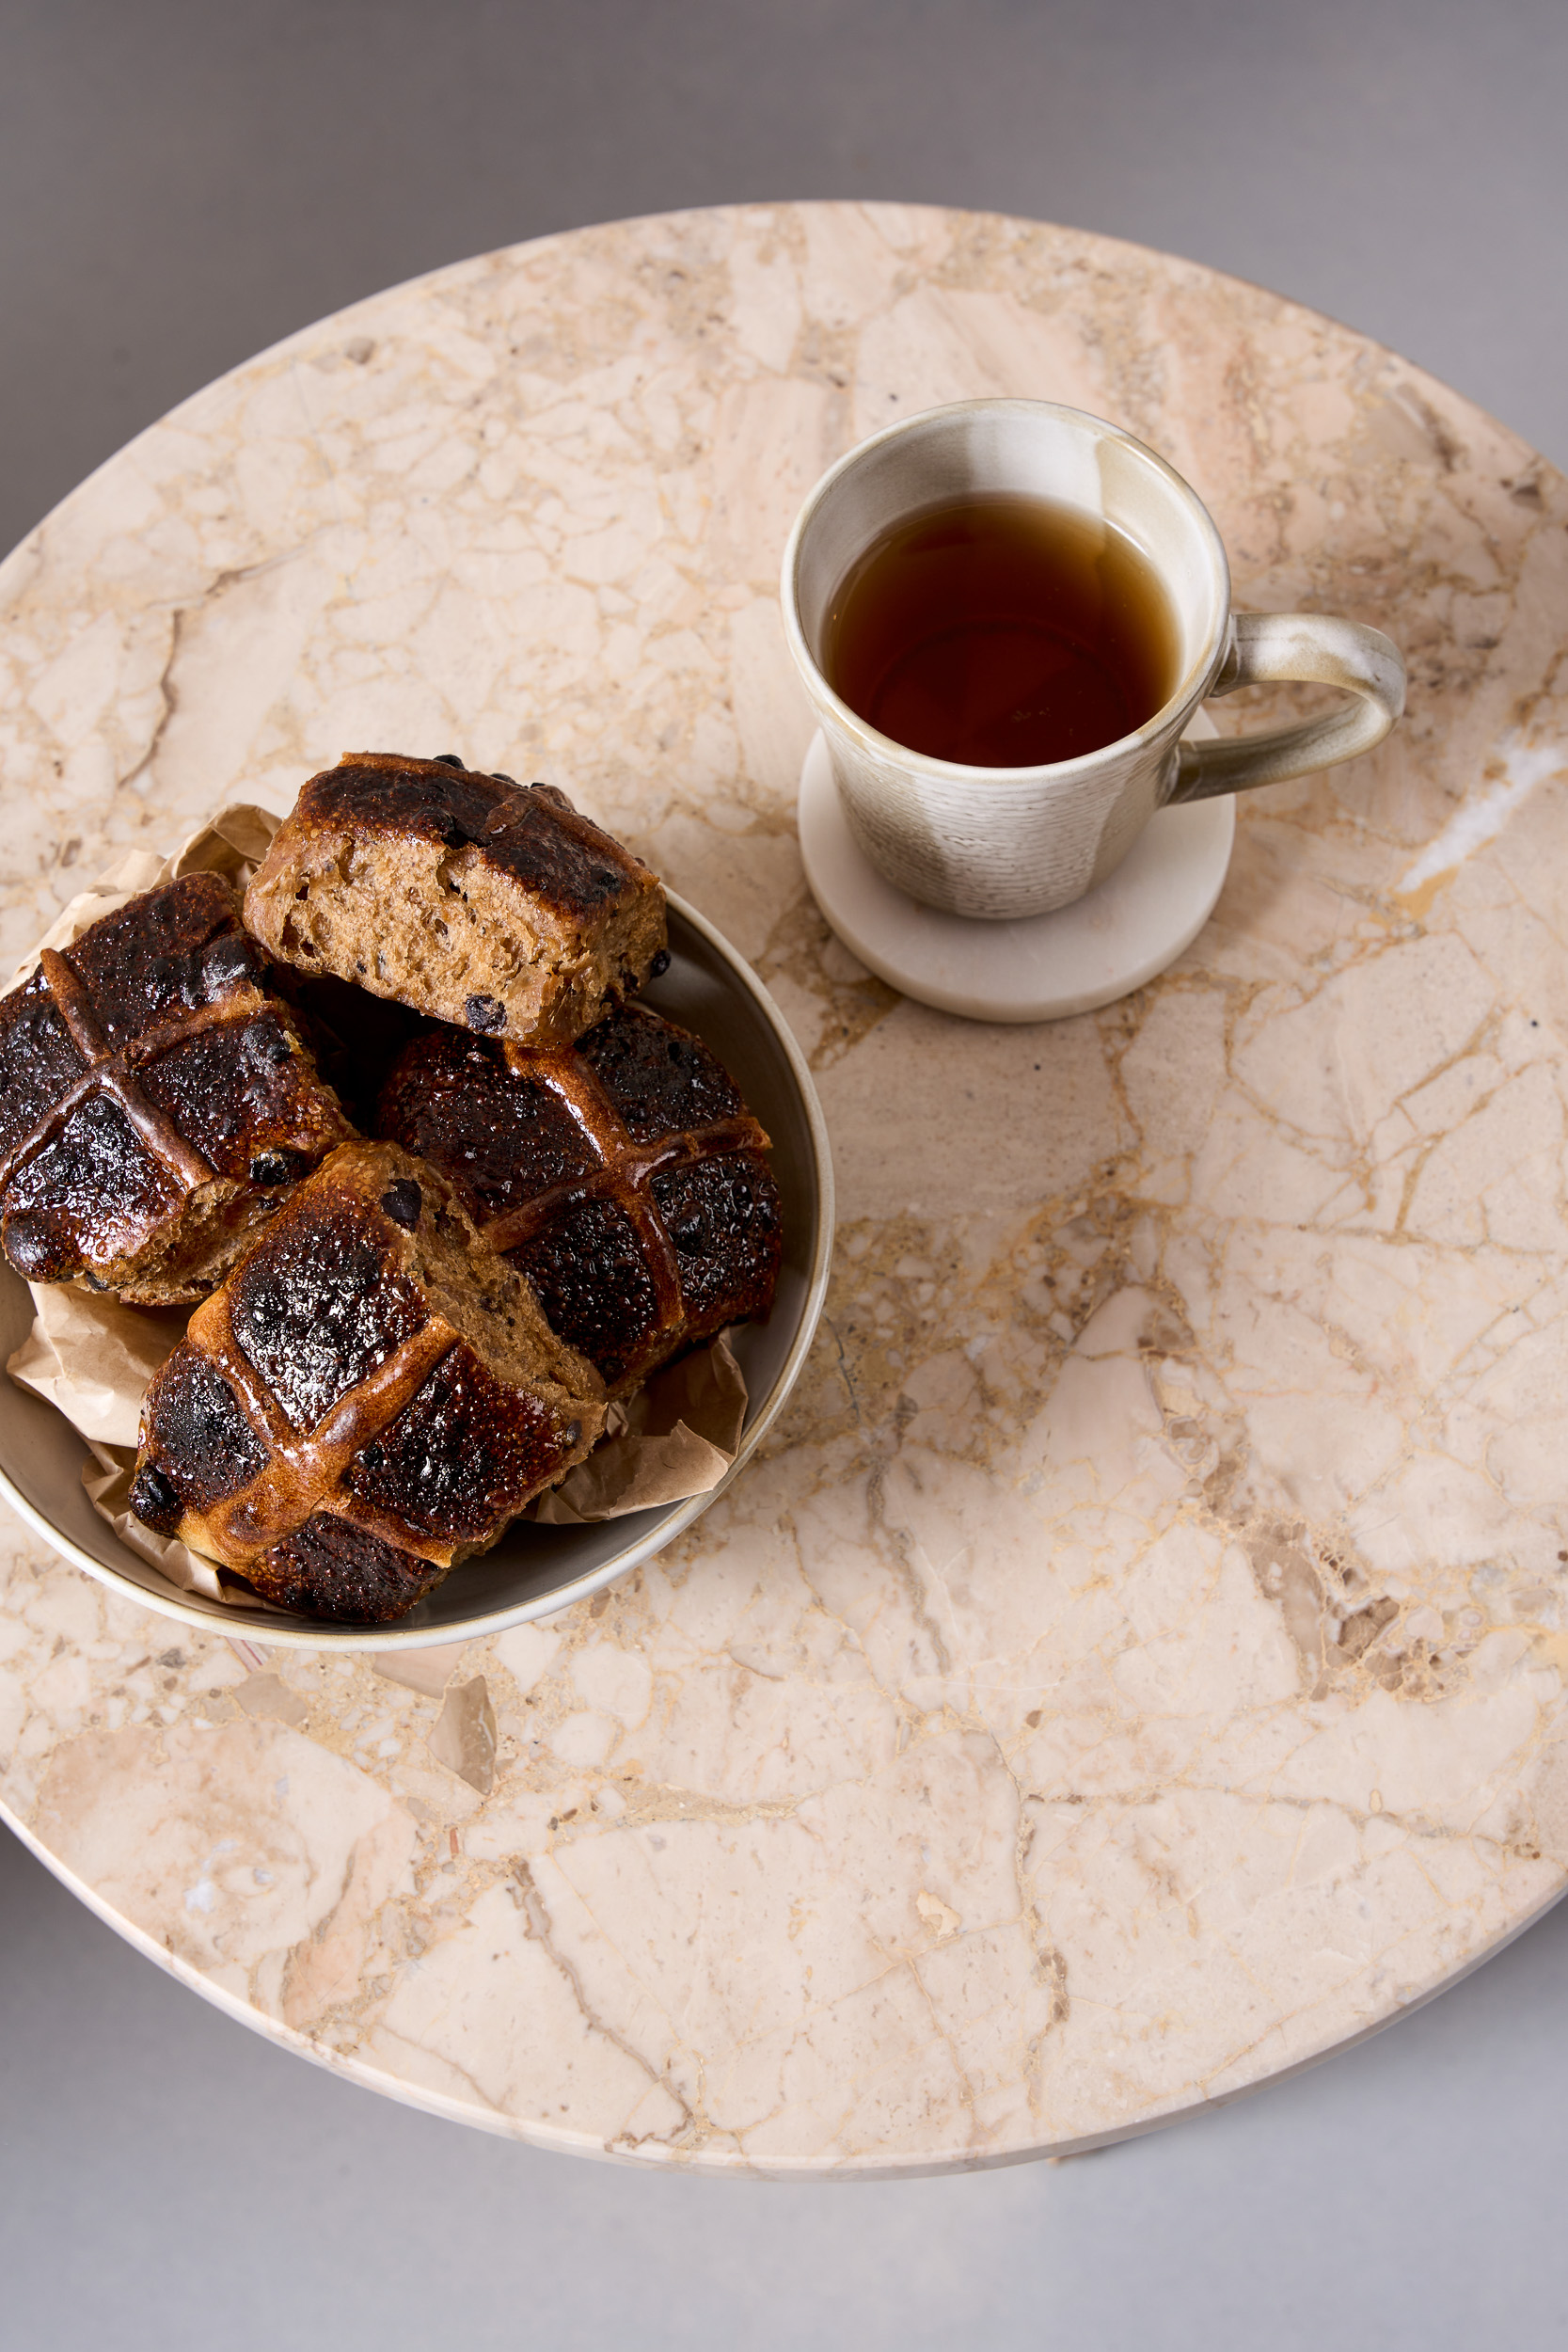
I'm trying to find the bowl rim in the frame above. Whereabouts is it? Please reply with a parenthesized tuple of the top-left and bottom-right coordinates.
(0, 888, 836, 1651)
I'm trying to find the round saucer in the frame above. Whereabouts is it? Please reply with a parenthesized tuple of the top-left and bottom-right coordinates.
(797, 718, 1234, 1024)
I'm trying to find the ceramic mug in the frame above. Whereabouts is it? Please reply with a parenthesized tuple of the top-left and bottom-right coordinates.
(781, 398, 1405, 921)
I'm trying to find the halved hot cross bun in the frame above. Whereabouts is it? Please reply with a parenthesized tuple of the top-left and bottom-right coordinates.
(245, 753, 668, 1049)
(128, 1141, 605, 1623)
(375, 1002, 782, 1398)
(0, 872, 352, 1303)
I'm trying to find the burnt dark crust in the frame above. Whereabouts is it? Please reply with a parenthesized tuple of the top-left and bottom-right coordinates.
(0, 977, 87, 1168)
(64, 871, 259, 1048)
(294, 756, 645, 923)
(377, 1032, 597, 1215)
(578, 1003, 743, 1143)
(227, 1191, 426, 1433)
(246, 1511, 447, 1624)
(3, 1096, 179, 1282)
(507, 1197, 663, 1391)
(345, 1343, 570, 1541)
(139, 1013, 341, 1182)
(135, 1347, 269, 1522)
(652, 1152, 782, 1323)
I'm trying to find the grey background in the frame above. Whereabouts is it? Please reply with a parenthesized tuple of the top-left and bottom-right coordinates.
(3, 1, 1567, 2344)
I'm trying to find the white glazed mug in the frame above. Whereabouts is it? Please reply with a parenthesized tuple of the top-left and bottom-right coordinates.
(781, 398, 1405, 921)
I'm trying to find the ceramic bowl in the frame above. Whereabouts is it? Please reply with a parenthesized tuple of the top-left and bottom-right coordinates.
(0, 893, 834, 1650)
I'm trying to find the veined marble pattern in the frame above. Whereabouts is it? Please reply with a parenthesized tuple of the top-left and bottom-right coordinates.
(3, 203, 1568, 2174)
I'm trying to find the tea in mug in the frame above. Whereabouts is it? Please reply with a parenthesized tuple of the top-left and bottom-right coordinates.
(823, 491, 1180, 769)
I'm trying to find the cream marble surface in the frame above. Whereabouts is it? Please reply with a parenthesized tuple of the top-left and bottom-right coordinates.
(2, 202, 1567, 2175)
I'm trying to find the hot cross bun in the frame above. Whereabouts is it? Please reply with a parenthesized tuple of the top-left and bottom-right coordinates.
(128, 1141, 605, 1623)
(375, 1002, 782, 1398)
(0, 873, 352, 1303)
(245, 753, 667, 1049)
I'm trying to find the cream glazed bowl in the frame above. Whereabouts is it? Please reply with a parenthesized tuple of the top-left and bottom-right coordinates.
(782, 397, 1406, 919)
(0, 895, 834, 1652)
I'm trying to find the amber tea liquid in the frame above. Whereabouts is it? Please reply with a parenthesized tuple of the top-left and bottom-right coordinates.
(823, 491, 1180, 769)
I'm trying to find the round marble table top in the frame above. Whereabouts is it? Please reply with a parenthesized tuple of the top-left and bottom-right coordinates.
(4, 203, 1568, 2178)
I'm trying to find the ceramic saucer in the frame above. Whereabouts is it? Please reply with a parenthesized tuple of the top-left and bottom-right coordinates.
(797, 714, 1233, 1024)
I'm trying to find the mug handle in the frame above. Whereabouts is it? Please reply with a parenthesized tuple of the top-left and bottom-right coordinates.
(1165, 611, 1405, 804)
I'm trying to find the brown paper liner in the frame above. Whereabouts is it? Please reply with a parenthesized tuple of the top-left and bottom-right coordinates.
(4, 804, 749, 1619)
(527, 1333, 748, 1523)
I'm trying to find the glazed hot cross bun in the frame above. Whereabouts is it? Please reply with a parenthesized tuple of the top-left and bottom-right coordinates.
(129, 1141, 605, 1623)
(375, 1001, 782, 1398)
(0, 872, 351, 1303)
